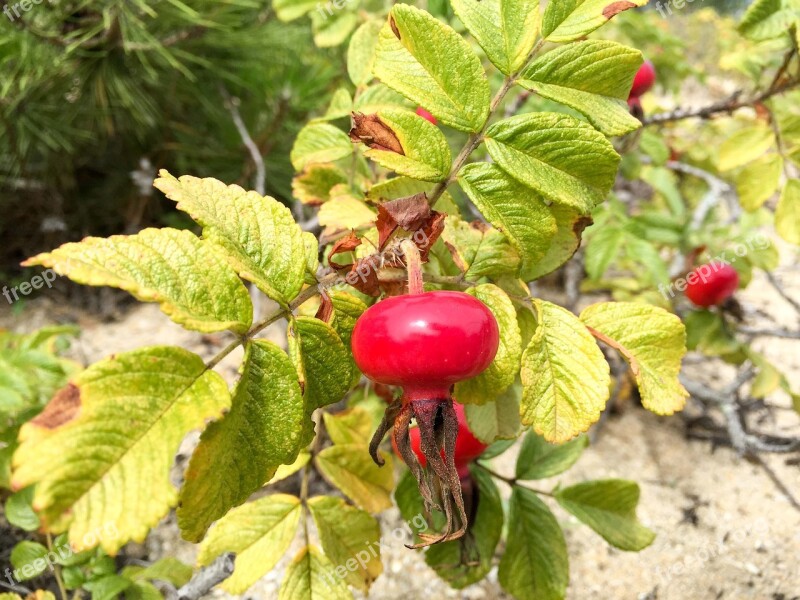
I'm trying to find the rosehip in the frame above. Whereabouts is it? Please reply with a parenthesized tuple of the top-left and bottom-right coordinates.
(685, 262, 740, 307)
(352, 290, 498, 546)
(629, 60, 656, 99)
(392, 402, 488, 477)
(416, 107, 437, 125)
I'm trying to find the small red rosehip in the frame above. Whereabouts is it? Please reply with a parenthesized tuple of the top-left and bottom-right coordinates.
(629, 60, 656, 99)
(392, 402, 488, 476)
(416, 107, 437, 125)
(352, 290, 498, 546)
(351, 291, 499, 404)
(685, 262, 740, 307)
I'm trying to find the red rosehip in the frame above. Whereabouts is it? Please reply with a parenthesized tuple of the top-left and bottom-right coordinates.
(685, 262, 740, 307)
(392, 402, 488, 473)
(351, 291, 499, 404)
(416, 107, 437, 125)
(629, 60, 656, 99)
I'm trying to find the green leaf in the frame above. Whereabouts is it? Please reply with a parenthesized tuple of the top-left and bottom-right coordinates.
(315, 444, 393, 513)
(485, 113, 620, 212)
(457, 163, 557, 279)
(555, 479, 655, 551)
(441, 215, 521, 280)
(12, 346, 230, 554)
(542, 0, 648, 42)
(520, 300, 610, 442)
(323, 408, 374, 446)
(455, 285, 522, 405)
(525, 203, 592, 280)
(198, 494, 302, 595)
(154, 171, 308, 306)
(290, 317, 353, 410)
(307, 496, 382, 591)
(718, 126, 775, 171)
(361, 109, 452, 182)
(274, 0, 317, 21)
(464, 382, 522, 444)
(516, 432, 588, 480)
(348, 21, 383, 86)
(178, 341, 307, 542)
(5, 487, 40, 531)
(450, 0, 540, 75)
(279, 546, 353, 600)
(24, 228, 252, 334)
(354, 84, 416, 113)
(290, 122, 354, 171)
(10, 541, 49, 580)
(425, 467, 504, 588)
(735, 154, 783, 211)
(373, 4, 490, 132)
(329, 291, 368, 385)
(267, 451, 311, 485)
(585, 227, 624, 280)
(776, 179, 800, 244)
(318, 88, 353, 122)
(580, 302, 688, 415)
(519, 40, 643, 136)
(738, 0, 800, 40)
(311, 9, 358, 48)
(498, 487, 568, 600)
(131, 558, 193, 586)
(83, 575, 132, 600)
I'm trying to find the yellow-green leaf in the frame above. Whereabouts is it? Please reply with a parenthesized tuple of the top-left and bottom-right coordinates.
(290, 123, 353, 171)
(520, 300, 610, 442)
(279, 546, 353, 600)
(455, 285, 522, 405)
(485, 113, 620, 212)
(323, 408, 374, 446)
(23, 228, 252, 334)
(542, 0, 648, 42)
(458, 163, 557, 279)
(12, 347, 229, 554)
(451, 0, 540, 75)
(177, 341, 307, 542)
(373, 4, 490, 132)
(362, 109, 451, 182)
(307, 496, 382, 591)
(580, 302, 688, 415)
(315, 444, 393, 513)
(292, 164, 349, 205)
(348, 21, 382, 86)
(718, 125, 775, 171)
(776, 179, 800, 244)
(516, 431, 588, 480)
(735, 154, 783, 211)
(274, 0, 316, 21)
(525, 203, 592, 280)
(198, 494, 302, 594)
(154, 171, 307, 306)
(519, 40, 643, 136)
(318, 192, 377, 231)
(311, 9, 358, 48)
(464, 382, 522, 443)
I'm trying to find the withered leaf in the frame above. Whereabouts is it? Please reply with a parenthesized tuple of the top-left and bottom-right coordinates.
(350, 113, 405, 154)
(376, 192, 430, 249)
(328, 231, 362, 270)
(603, 1, 637, 18)
(315, 292, 334, 322)
(417, 212, 445, 260)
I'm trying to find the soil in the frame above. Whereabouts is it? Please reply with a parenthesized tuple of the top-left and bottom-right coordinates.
(1, 255, 798, 600)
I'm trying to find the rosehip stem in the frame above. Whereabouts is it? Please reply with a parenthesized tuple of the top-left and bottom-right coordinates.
(401, 238, 424, 295)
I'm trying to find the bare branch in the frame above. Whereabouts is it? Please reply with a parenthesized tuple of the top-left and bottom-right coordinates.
(166, 552, 236, 600)
(220, 86, 266, 196)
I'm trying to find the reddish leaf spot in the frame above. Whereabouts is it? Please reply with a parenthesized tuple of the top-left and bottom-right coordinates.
(603, 1, 637, 18)
(389, 16, 401, 39)
(32, 383, 81, 429)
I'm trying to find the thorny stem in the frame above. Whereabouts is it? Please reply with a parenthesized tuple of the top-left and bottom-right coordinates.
(426, 38, 546, 207)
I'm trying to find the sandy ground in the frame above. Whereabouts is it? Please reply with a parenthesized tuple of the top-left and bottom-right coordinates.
(2, 258, 799, 600)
